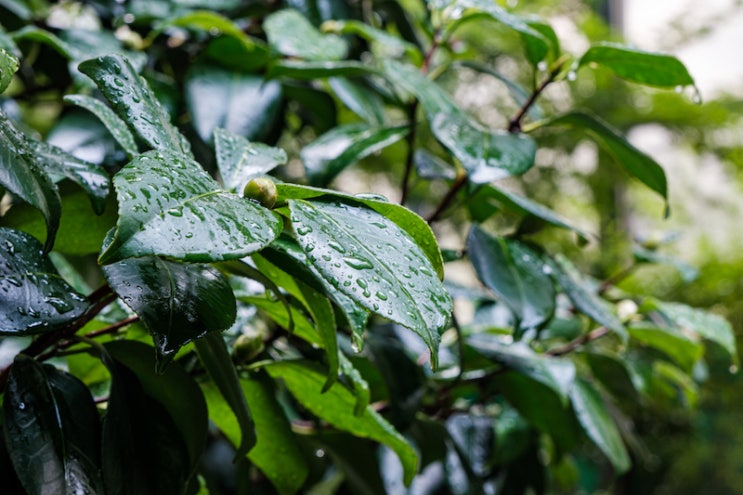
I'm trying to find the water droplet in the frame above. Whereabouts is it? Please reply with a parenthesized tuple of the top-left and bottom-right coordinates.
(45, 297, 74, 314)
(18, 402, 25, 411)
(296, 225, 312, 236)
(357, 279, 368, 289)
(315, 449, 325, 458)
(328, 241, 346, 253)
(730, 365, 739, 374)
(675, 85, 684, 94)
(419, 266, 433, 276)
(344, 256, 373, 270)
(6, 277, 22, 287)
(567, 71, 577, 81)
(375, 291, 388, 301)
(114, 78, 124, 87)
(542, 265, 553, 275)
(3, 240, 15, 255)
(537, 60, 548, 72)
(185, 232, 193, 239)
(168, 209, 183, 217)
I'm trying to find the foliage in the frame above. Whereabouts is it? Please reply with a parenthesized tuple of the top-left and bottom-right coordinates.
(0, 0, 736, 493)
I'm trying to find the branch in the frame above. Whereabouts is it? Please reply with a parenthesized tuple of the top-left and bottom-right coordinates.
(598, 263, 637, 295)
(507, 57, 567, 133)
(546, 326, 611, 357)
(426, 169, 467, 223)
(400, 102, 419, 205)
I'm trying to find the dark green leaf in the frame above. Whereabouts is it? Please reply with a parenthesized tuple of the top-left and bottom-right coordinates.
(0, 48, 19, 93)
(195, 332, 256, 458)
(323, 19, 422, 63)
(627, 323, 703, 372)
(0, 110, 61, 252)
(570, 378, 630, 474)
(492, 404, 531, 465)
(288, 199, 452, 368)
(204, 36, 271, 72)
(11, 26, 79, 59)
(185, 64, 283, 144)
(328, 77, 385, 126)
(265, 9, 347, 61)
(301, 123, 409, 186)
(468, 227, 555, 331)
(585, 352, 639, 402)
(0, 227, 87, 335)
(522, 20, 560, 66)
(265, 360, 419, 484)
(548, 111, 667, 202)
(103, 256, 236, 365)
(3, 355, 103, 494)
(267, 60, 373, 79)
(79, 54, 192, 156)
(214, 128, 287, 192)
(98, 149, 282, 264)
(63, 94, 139, 158)
(579, 42, 696, 88)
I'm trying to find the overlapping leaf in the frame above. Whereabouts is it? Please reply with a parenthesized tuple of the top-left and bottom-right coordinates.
(214, 128, 286, 192)
(64, 94, 139, 158)
(265, 9, 348, 61)
(0, 48, 19, 93)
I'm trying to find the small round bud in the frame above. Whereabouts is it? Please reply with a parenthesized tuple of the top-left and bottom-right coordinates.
(232, 331, 265, 363)
(243, 177, 278, 209)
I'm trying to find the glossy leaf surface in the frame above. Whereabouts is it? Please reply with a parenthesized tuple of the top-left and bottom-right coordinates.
(0, 228, 88, 335)
(64, 94, 139, 158)
(267, 60, 372, 79)
(288, 199, 452, 367)
(0, 48, 19, 93)
(103, 256, 236, 364)
(99, 150, 282, 264)
(214, 128, 286, 192)
(627, 323, 703, 372)
(329, 78, 385, 125)
(265, 9, 347, 61)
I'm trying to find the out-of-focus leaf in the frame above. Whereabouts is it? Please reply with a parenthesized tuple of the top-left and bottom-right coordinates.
(468, 227, 555, 331)
(414, 149, 456, 180)
(585, 352, 639, 402)
(98, 150, 282, 264)
(46, 111, 118, 165)
(214, 128, 286, 192)
(3, 355, 103, 494)
(185, 64, 283, 144)
(0, 227, 87, 335)
(329, 77, 386, 126)
(0, 48, 19, 93)
(522, 20, 560, 66)
(323, 19, 422, 63)
(570, 378, 631, 474)
(301, 123, 409, 185)
(265, 359, 419, 484)
(288, 199, 452, 368)
(653, 361, 698, 407)
(627, 323, 703, 372)
(492, 404, 531, 465)
(64, 94, 138, 158)
(633, 245, 699, 282)
(79, 54, 192, 156)
(267, 60, 372, 79)
(204, 36, 271, 72)
(579, 42, 696, 88)
(11, 26, 79, 58)
(0, 110, 61, 252)
(265, 9, 347, 61)
(103, 256, 236, 367)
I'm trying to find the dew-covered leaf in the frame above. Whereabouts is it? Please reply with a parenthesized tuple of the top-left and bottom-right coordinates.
(288, 199, 451, 367)
(214, 128, 286, 192)
(64, 94, 139, 158)
(98, 149, 282, 264)
(468, 227, 555, 331)
(78, 54, 191, 156)
(102, 256, 236, 366)
(0, 227, 88, 335)
(265, 359, 419, 484)
(265, 9, 347, 61)
(0, 48, 19, 93)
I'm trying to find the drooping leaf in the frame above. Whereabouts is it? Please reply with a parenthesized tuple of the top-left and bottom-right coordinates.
(632, 245, 699, 283)
(103, 256, 236, 366)
(301, 123, 409, 186)
(265, 9, 347, 61)
(265, 360, 419, 485)
(267, 60, 372, 79)
(627, 323, 703, 372)
(0, 48, 19, 93)
(185, 64, 283, 144)
(46, 111, 119, 165)
(214, 128, 287, 192)
(585, 352, 639, 402)
(11, 26, 80, 59)
(547, 111, 667, 203)
(78, 54, 192, 156)
(468, 227, 555, 331)
(98, 149, 282, 264)
(522, 20, 560, 66)
(579, 42, 696, 88)
(0, 227, 88, 335)
(63, 94, 139, 158)
(414, 149, 457, 180)
(288, 199, 452, 368)
(61, 28, 148, 83)
(3, 355, 103, 495)
(569, 378, 631, 474)
(0, 110, 61, 252)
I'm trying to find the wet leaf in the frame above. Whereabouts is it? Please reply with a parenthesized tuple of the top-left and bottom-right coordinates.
(265, 9, 347, 61)
(3, 355, 103, 495)
(627, 323, 703, 372)
(98, 149, 282, 264)
(103, 256, 236, 366)
(288, 200, 451, 367)
(468, 227, 555, 331)
(0, 48, 19, 93)
(267, 60, 372, 79)
(64, 94, 139, 158)
(323, 20, 422, 63)
(329, 77, 385, 125)
(265, 359, 419, 484)
(0, 227, 88, 335)
(79, 54, 192, 156)
(214, 128, 286, 192)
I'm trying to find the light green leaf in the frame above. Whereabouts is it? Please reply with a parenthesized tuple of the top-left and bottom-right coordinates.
(265, 9, 347, 61)
(265, 360, 419, 485)
(323, 19, 422, 63)
(98, 149, 282, 264)
(64, 94, 139, 158)
(214, 128, 286, 192)
(0, 48, 19, 93)
(627, 323, 703, 372)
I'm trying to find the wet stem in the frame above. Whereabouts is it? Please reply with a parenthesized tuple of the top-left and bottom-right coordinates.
(507, 57, 567, 133)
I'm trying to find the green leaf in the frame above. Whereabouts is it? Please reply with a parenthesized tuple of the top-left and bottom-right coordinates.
(78, 54, 192, 156)
(288, 199, 452, 368)
(267, 60, 372, 79)
(549, 255, 627, 341)
(265, 360, 419, 485)
(98, 149, 282, 264)
(632, 245, 698, 283)
(468, 227, 555, 331)
(204, 36, 271, 73)
(0, 227, 88, 335)
(0, 110, 61, 252)
(276, 183, 445, 280)
(11, 26, 79, 58)
(468, 337, 575, 402)
(194, 332, 256, 459)
(242, 295, 319, 345)
(64, 94, 139, 158)
(202, 373, 309, 495)
(323, 19, 422, 64)
(3, 355, 103, 494)
(579, 42, 696, 88)
(214, 128, 287, 192)
(185, 64, 283, 144)
(570, 378, 631, 474)
(522, 20, 560, 66)
(301, 123, 409, 186)
(627, 323, 703, 372)
(585, 352, 639, 402)
(105, 340, 208, 471)
(547, 111, 667, 203)
(0, 48, 19, 93)
(265, 9, 347, 61)
(328, 77, 385, 125)
(103, 256, 236, 366)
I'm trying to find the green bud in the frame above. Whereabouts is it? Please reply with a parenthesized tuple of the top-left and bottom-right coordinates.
(232, 331, 265, 363)
(243, 177, 278, 209)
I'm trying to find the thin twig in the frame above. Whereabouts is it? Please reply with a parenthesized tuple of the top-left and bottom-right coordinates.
(421, 27, 442, 74)
(507, 57, 568, 133)
(598, 263, 637, 295)
(400, 102, 419, 205)
(426, 170, 468, 223)
(546, 326, 611, 357)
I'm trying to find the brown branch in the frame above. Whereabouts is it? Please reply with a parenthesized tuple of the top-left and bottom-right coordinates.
(426, 170, 468, 223)
(400, 102, 419, 205)
(598, 263, 638, 295)
(546, 326, 611, 357)
(507, 57, 567, 133)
